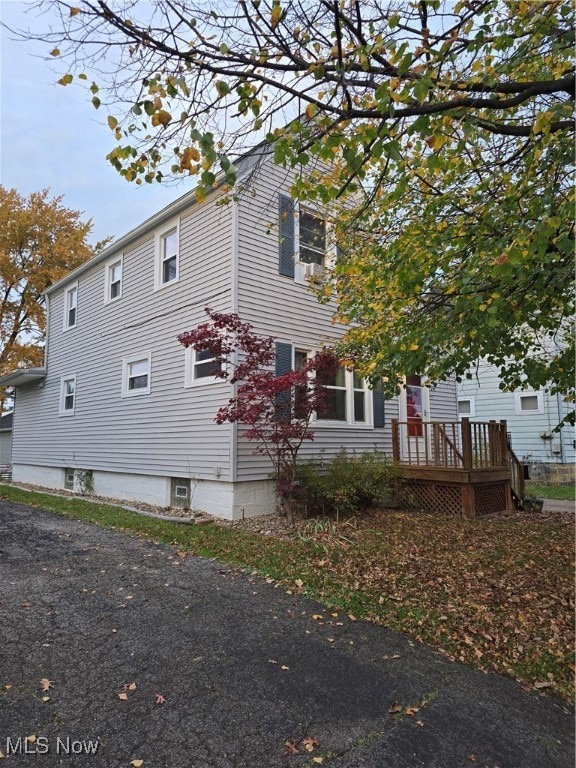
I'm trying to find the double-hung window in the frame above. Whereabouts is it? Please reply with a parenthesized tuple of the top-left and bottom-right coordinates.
(122, 353, 151, 397)
(64, 284, 78, 330)
(155, 221, 179, 289)
(317, 366, 370, 425)
(59, 375, 76, 416)
(185, 347, 222, 386)
(299, 211, 326, 266)
(105, 258, 122, 302)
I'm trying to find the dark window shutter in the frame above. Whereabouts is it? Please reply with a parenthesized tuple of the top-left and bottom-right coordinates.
(278, 194, 295, 278)
(275, 341, 293, 422)
(373, 382, 385, 428)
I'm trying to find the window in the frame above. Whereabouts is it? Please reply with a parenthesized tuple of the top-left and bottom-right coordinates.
(105, 258, 122, 302)
(64, 468, 75, 490)
(185, 347, 222, 386)
(299, 210, 326, 265)
(59, 375, 76, 416)
(458, 397, 475, 418)
(64, 284, 78, 329)
(155, 222, 179, 289)
(515, 391, 543, 415)
(122, 353, 151, 397)
(170, 478, 191, 508)
(317, 366, 370, 425)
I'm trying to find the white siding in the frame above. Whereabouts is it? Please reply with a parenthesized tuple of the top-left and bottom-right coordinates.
(458, 361, 575, 464)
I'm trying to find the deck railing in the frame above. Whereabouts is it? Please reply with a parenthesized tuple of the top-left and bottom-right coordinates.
(391, 418, 512, 471)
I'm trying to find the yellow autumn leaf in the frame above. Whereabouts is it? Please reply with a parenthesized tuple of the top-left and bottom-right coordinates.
(409, 343, 419, 351)
(270, 5, 282, 27)
(305, 103, 316, 120)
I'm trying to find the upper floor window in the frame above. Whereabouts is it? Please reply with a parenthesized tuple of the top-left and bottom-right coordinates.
(59, 375, 76, 416)
(64, 284, 78, 330)
(155, 221, 179, 290)
(278, 195, 336, 281)
(515, 391, 543, 415)
(105, 258, 122, 302)
(317, 366, 370, 425)
(185, 347, 222, 386)
(122, 353, 151, 397)
(299, 211, 326, 266)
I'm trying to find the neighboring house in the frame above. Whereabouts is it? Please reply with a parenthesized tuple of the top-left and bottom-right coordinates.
(0, 412, 13, 466)
(457, 360, 575, 476)
(1, 149, 458, 518)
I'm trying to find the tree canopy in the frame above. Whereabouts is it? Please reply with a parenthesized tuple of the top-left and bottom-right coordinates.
(0, 186, 94, 401)
(27, 0, 575, 410)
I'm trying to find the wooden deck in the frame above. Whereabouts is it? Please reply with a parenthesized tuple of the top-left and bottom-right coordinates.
(391, 418, 525, 518)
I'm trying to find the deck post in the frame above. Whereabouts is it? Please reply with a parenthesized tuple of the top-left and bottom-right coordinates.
(461, 418, 473, 470)
(391, 419, 400, 463)
(499, 420, 508, 467)
(488, 420, 499, 466)
(461, 484, 475, 519)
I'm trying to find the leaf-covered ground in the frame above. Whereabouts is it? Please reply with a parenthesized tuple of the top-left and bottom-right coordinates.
(291, 511, 574, 701)
(1, 485, 573, 702)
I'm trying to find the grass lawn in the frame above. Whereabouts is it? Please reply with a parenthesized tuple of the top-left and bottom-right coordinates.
(525, 483, 574, 502)
(0, 483, 573, 702)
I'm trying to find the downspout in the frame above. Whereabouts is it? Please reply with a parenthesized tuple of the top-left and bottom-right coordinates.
(556, 393, 565, 464)
(229, 199, 239, 484)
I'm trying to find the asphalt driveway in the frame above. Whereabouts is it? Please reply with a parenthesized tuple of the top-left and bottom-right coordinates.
(0, 500, 573, 767)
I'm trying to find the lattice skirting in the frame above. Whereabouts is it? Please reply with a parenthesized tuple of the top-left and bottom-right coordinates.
(474, 483, 506, 516)
(400, 480, 508, 517)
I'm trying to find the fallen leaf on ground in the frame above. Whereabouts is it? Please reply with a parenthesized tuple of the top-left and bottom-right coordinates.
(117, 692, 129, 701)
(283, 740, 299, 755)
(39, 679, 54, 692)
(26, 736, 36, 744)
(155, 693, 166, 704)
(301, 736, 319, 752)
(280, 665, 289, 671)
(312, 758, 324, 765)
(295, 579, 304, 588)
(534, 681, 552, 689)
(130, 761, 144, 767)
(388, 702, 403, 714)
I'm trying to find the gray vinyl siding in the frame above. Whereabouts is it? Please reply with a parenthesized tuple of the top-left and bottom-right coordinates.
(458, 361, 575, 464)
(0, 431, 11, 465)
(429, 379, 459, 421)
(11, 193, 235, 480)
(234, 158, 394, 480)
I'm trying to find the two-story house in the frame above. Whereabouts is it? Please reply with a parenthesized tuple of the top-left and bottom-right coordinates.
(2, 148, 458, 518)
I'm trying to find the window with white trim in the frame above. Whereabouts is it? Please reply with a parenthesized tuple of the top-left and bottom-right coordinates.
(122, 353, 151, 397)
(515, 391, 544, 415)
(59, 375, 76, 416)
(155, 222, 179, 289)
(457, 397, 475, 418)
(299, 210, 326, 266)
(317, 365, 371, 425)
(64, 284, 78, 330)
(185, 347, 222, 386)
(105, 258, 122, 302)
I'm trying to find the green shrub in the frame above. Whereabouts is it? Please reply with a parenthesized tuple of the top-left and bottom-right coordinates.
(295, 449, 399, 516)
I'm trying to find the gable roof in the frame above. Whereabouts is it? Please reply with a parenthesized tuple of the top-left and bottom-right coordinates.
(44, 142, 272, 298)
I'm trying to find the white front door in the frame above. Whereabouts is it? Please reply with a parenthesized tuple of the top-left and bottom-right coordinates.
(399, 375, 430, 462)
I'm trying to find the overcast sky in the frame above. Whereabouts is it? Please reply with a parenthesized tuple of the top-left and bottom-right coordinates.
(0, 1, 185, 245)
